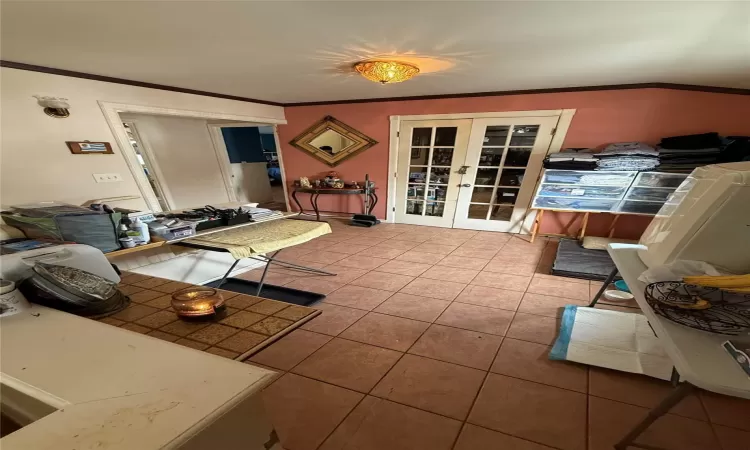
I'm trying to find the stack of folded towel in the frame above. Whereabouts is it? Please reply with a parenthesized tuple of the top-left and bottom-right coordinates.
(544, 148, 598, 170)
(595, 142, 660, 171)
(657, 133, 722, 173)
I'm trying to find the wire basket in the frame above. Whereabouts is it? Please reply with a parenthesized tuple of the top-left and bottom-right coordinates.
(644, 281, 750, 335)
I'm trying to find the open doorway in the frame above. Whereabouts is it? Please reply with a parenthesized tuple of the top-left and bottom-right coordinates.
(217, 125, 287, 210)
(116, 113, 290, 213)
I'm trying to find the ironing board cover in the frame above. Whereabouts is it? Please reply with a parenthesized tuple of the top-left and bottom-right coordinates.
(181, 219, 331, 259)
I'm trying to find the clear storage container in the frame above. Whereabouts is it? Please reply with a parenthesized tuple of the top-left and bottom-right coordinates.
(532, 197, 619, 211)
(541, 170, 635, 186)
(538, 184, 626, 199)
(617, 200, 665, 215)
(633, 172, 688, 188)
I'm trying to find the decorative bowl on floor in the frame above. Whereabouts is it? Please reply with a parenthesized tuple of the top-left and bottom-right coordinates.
(171, 287, 226, 318)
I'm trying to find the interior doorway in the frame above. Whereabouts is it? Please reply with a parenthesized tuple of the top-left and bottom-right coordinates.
(115, 112, 290, 213)
(391, 111, 573, 233)
(216, 125, 287, 210)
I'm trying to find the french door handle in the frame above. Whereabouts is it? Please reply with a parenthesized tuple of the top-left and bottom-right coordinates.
(459, 183, 472, 188)
(457, 165, 470, 175)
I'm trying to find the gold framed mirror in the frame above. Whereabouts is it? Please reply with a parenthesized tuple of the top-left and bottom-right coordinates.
(288, 115, 378, 167)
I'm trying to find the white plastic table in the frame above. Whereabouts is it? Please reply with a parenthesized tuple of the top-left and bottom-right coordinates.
(604, 243, 750, 449)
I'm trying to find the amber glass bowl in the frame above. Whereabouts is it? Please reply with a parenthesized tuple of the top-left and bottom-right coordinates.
(171, 287, 225, 317)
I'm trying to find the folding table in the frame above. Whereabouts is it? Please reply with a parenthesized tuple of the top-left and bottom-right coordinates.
(594, 244, 750, 449)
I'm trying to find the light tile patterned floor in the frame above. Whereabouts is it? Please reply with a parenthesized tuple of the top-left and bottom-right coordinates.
(239, 219, 749, 450)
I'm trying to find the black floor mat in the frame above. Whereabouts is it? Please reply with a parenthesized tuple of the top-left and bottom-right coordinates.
(205, 278, 325, 306)
(551, 238, 622, 281)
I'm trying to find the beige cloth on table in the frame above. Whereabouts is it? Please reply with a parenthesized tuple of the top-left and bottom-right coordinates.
(181, 219, 331, 259)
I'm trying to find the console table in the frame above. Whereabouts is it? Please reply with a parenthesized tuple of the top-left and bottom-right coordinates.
(291, 187, 378, 221)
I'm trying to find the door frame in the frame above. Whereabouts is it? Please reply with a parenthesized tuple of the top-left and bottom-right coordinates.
(99, 101, 286, 212)
(387, 109, 576, 231)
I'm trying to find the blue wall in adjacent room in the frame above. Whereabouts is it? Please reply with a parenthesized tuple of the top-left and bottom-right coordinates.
(221, 127, 266, 163)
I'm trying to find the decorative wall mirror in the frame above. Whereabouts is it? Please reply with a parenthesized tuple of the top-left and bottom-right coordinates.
(289, 115, 378, 167)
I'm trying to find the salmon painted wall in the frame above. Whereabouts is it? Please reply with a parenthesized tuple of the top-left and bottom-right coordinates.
(278, 88, 750, 239)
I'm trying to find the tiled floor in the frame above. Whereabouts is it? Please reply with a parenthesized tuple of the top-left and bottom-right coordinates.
(238, 219, 749, 450)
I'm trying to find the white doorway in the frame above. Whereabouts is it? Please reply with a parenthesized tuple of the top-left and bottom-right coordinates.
(206, 123, 291, 211)
(390, 111, 574, 233)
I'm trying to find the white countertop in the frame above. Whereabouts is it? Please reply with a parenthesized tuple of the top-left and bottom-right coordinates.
(0, 305, 276, 449)
(608, 243, 750, 399)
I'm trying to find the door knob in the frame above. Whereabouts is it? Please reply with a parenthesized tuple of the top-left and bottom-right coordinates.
(460, 183, 471, 188)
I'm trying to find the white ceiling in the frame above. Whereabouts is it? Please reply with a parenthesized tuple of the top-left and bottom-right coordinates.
(2, 1, 749, 104)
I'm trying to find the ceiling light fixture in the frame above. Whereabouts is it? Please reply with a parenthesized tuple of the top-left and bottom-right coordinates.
(353, 60, 420, 85)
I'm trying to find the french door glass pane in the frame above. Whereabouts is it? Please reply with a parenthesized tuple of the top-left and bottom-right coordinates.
(406, 200, 424, 215)
(490, 206, 513, 221)
(505, 148, 532, 167)
(468, 204, 490, 219)
(475, 168, 499, 186)
(429, 167, 451, 184)
(494, 188, 519, 205)
(408, 167, 428, 183)
(412, 128, 432, 146)
(434, 127, 458, 146)
(410, 148, 429, 165)
(509, 125, 539, 146)
(425, 202, 446, 217)
(483, 126, 510, 145)
(471, 187, 494, 203)
(431, 148, 453, 166)
(479, 148, 504, 166)
(407, 184, 425, 200)
(431, 186, 448, 201)
(499, 169, 525, 187)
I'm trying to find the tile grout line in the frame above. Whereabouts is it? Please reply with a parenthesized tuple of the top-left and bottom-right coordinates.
(452, 338, 503, 450)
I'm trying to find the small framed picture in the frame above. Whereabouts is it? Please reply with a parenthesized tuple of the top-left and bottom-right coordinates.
(66, 141, 114, 154)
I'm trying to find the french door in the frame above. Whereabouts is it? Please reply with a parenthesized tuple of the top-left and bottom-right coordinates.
(394, 120, 472, 226)
(395, 116, 558, 232)
(452, 117, 557, 231)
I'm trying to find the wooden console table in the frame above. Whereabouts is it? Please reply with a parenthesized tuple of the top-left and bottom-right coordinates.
(291, 187, 378, 221)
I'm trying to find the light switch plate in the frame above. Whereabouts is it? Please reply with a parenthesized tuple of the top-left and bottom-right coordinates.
(93, 173, 123, 183)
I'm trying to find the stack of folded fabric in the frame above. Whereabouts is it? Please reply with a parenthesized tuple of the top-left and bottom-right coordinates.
(544, 148, 598, 170)
(595, 142, 660, 171)
(657, 133, 722, 173)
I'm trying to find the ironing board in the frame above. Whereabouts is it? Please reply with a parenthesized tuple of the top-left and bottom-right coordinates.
(176, 219, 335, 295)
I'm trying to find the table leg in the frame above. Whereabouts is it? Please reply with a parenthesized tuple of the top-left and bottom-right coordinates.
(369, 192, 378, 215)
(614, 381, 694, 450)
(589, 267, 618, 307)
(310, 193, 321, 221)
(256, 249, 282, 296)
(215, 259, 240, 290)
(608, 214, 621, 238)
(291, 190, 304, 215)
(530, 209, 544, 243)
(579, 211, 590, 240)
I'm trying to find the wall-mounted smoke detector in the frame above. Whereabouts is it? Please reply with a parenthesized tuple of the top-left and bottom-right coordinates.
(34, 95, 71, 118)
